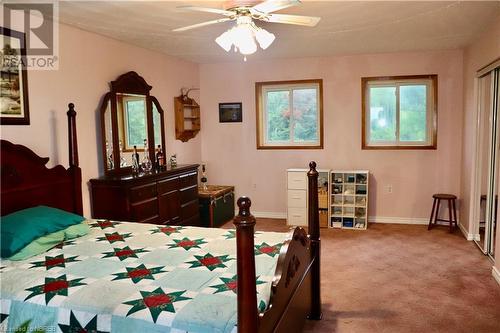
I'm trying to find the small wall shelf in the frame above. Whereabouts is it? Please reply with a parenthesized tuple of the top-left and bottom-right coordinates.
(174, 95, 200, 142)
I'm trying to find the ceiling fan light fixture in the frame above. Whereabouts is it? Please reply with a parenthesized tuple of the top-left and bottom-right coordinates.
(215, 30, 233, 52)
(215, 18, 275, 58)
(232, 23, 258, 55)
(174, 1, 320, 60)
(255, 27, 275, 50)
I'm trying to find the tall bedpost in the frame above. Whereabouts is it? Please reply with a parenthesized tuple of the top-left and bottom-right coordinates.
(67, 103, 79, 168)
(67, 103, 83, 215)
(233, 197, 259, 333)
(307, 161, 322, 320)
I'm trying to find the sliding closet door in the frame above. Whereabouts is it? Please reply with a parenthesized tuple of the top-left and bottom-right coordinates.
(476, 72, 494, 253)
(488, 68, 499, 258)
(474, 63, 500, 258)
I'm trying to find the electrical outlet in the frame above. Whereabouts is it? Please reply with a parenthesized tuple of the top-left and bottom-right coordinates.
(386, 185, 393, 194)
(252, 183, 257, 189)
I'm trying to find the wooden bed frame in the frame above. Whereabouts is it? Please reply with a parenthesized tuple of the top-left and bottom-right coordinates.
(0, 105, 321, 333)
(1, 104, 82, 216)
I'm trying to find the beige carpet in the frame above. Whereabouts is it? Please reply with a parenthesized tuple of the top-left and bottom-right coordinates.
(224, 219, 500, 333)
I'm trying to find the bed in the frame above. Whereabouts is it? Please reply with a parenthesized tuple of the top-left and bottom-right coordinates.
(0, 104, 322, 332)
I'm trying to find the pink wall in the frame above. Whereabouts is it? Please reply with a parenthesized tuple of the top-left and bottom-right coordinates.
(0, 23, 201, 216)
(459, 19, 500, 271)
(199, 50, 464, 220)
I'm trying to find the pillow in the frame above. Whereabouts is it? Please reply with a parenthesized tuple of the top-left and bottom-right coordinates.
(8, 222, 90, 261)
(1, 206, 85, 258)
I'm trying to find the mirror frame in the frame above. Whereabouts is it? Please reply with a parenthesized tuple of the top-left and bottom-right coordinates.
(99, 71, 166, 175)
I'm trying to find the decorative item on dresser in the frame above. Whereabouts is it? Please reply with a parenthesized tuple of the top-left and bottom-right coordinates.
(89, 165, 200, 226)
(174, 88, 200, 142)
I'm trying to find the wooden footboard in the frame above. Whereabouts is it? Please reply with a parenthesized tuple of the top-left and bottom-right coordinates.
(234, 162, 322, 333)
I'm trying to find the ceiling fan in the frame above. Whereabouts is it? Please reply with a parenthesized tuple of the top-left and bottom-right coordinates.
(172, 0, 321, 60)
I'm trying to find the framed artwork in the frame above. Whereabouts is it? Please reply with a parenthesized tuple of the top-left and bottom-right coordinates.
(219, 102, 242, 123)
(1, 27, 30, 125)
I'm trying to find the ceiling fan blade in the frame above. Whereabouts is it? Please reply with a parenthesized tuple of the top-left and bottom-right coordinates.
(251, 0, 300, 14)
(264, 13, 321, 27)
(172, 18, 233, 32)
(177, 6, 235, 17)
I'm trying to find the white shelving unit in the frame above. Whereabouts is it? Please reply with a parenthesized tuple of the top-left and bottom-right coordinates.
(330, 170, 369, 230)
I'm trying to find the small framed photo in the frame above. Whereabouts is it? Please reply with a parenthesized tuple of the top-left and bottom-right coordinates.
(1, 27, 30, 125)
(219, 102, 242, 123)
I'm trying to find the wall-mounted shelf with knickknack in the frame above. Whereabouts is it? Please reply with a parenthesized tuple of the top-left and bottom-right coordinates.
(174, 94, 200, 142)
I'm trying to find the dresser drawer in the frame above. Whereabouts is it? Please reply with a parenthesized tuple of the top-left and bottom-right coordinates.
(180, 214, 200, 227)
(131, 198, 158, 222)
(287, 189, 307, 208)
(157, 177, 179, 194)
(180, 185, 198, 203)
(287, 207, 307, 226)
(179, 172, 198, 189)
(129, 183, 157, 203)
(287, 172, 307, 190)
(181, 199, 199, 220)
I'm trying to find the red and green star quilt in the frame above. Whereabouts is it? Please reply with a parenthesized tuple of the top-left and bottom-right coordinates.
(0, 220, 287, 333)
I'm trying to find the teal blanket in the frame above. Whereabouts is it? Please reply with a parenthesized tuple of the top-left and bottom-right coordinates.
(0, 220, 286, 332)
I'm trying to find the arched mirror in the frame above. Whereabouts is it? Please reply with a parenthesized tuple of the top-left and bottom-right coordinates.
(99, 71, 166, 175)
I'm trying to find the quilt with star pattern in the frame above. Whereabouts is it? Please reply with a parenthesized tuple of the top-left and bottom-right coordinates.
(0, 220, 287, 333)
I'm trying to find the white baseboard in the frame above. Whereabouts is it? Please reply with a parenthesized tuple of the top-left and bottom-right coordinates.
(458, 223, 475, 241)
(369, 216, 474, 241)
(247, 213, 475, 241)
(247, 211, 287, 219)
(493, 266, 500, 286)
(368, 216, 428, 225)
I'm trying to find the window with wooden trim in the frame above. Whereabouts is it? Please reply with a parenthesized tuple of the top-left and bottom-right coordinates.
(256, 79, 323, 149)
(362, 75, 437, 149)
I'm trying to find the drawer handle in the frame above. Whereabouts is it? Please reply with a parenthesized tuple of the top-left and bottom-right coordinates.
(292, 214, 301, 217)
(292, 179, 302, 182)
(180, 172, 197, 178)
(292, 197, 301, 199)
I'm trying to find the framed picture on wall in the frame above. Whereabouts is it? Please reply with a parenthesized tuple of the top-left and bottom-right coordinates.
(1, 27, 30, 125)
(219, 102, 242, 123)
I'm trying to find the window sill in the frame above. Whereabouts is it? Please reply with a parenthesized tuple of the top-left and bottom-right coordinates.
(257, 144, 324, 150)
(362, 144, 437, 150)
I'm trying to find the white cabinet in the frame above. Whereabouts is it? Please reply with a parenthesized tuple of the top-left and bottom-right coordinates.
(287, 171, 308, 190)
(286, 168, 330, 227)
(286, 169, 308, 226)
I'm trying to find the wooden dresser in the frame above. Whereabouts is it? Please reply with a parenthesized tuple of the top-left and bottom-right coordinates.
(89, 164, 200, 226)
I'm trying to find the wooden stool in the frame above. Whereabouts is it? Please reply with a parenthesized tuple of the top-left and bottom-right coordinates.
(428, 194, 457, 233)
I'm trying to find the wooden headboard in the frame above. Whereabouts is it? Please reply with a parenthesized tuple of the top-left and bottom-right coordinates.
(1, 104, 83, 216)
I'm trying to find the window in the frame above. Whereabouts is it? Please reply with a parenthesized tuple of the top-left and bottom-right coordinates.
(123, 96, 147, 149)
(362, 75, 437, 149)
(256, 79, 323, 149)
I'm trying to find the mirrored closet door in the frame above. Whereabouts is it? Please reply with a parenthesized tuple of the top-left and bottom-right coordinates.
(473, 59, 500, 259)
